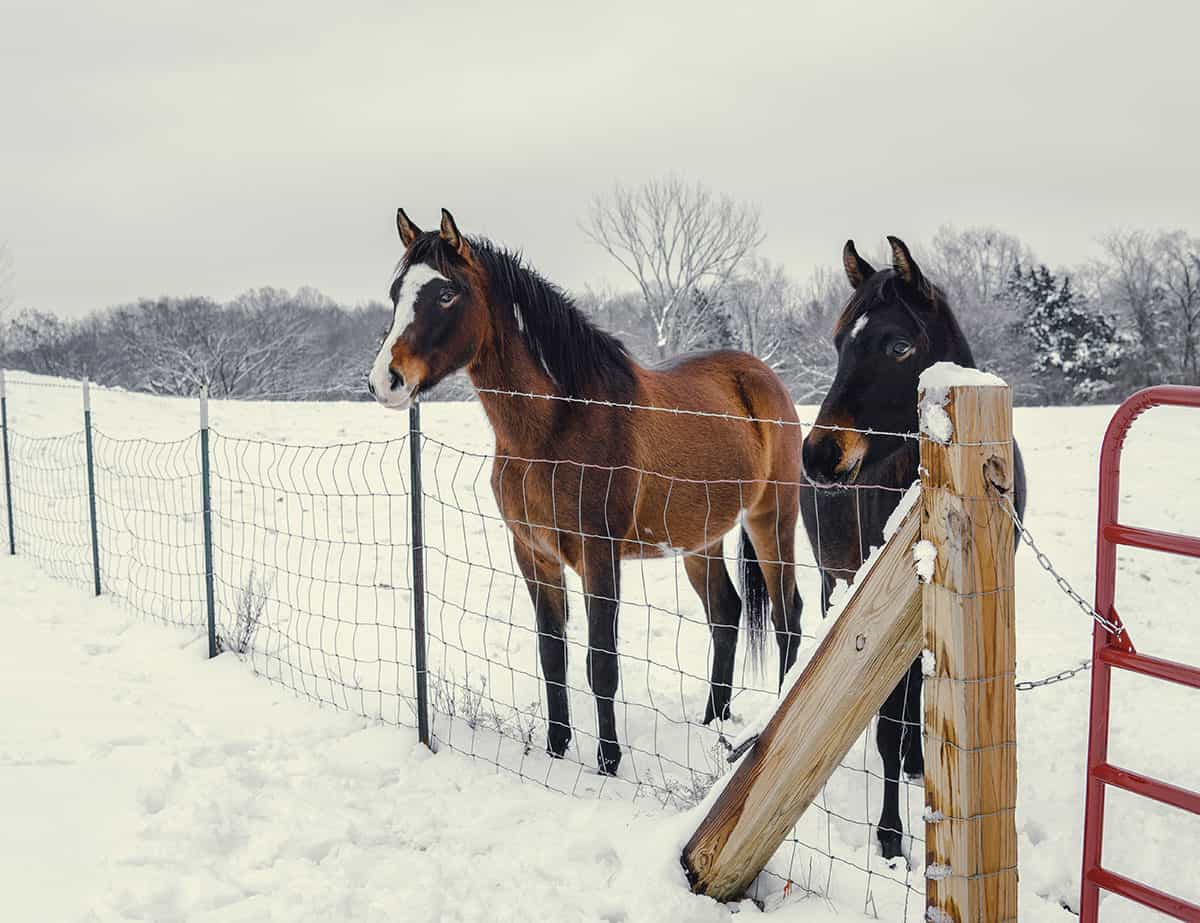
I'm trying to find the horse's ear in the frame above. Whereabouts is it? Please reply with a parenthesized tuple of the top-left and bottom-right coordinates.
(396, 208, 421, 248)
(439, 208, 470, 258)
(887, 236, 924, 289)
(843, 240, 875, 289)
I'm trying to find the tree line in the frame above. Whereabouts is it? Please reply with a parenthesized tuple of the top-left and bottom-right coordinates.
(1, 180, 1197, 405)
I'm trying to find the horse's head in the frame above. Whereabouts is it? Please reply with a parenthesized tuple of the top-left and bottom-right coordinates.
(803, 236, 970, 486)
(368, 208, 490, 410)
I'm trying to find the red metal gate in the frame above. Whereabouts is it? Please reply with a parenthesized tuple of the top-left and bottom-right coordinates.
(1080, 385, 1200, 922)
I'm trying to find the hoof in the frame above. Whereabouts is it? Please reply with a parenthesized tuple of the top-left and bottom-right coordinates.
(596, 740, 622, 776)
(903, 749, 925, 779)
(547, 722, 572, 758)
(877, 826, 904, 861)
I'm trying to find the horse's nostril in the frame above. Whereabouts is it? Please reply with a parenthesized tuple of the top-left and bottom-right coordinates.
(367, 379, 376, 396)
(388, 369, 401, 391)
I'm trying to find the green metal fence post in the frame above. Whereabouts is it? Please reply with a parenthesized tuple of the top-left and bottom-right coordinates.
(200, 386, 218, 658)
(409, 403, 431, 747)
(82, 378, 102, 595)
(1, 370, 14, 556)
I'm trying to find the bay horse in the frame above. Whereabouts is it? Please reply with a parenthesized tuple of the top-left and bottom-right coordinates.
(368, 208, 804, 775)
(800, 236, 1027, 860)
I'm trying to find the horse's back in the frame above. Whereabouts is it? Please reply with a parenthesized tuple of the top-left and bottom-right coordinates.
(638, 349, 801, 477)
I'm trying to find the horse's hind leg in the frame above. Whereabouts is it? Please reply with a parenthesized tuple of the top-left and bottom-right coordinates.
(744, 508, 804, 687)
(900, 658, 924, 778)
(684, 542, 742, 724)
(580, 537, 622, 775)
(513, 538, 572, 758)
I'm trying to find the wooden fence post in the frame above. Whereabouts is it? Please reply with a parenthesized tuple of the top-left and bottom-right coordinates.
(681, 502, 923, 900)
(919, 372, 1018, 921)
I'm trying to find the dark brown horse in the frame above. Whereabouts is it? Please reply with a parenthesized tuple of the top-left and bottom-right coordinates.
(369, 208, 804, 774)
(800, 236, 1027, 860)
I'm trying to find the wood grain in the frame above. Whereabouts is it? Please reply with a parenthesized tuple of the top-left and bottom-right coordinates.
(920, 381, 1018, 922)
(681, 504, 922, 900)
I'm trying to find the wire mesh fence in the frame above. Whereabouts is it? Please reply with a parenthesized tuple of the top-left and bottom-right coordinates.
(0, 373, 934, 918)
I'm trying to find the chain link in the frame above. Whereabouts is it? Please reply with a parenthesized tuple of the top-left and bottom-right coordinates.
(1015, 659, 1092, 691)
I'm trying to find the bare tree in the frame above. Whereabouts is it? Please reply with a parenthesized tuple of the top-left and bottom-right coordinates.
(1096, 229, 1200, 385)
(923, 226, 1037, 391)
(928, 226, 1032, 308)
(109, 293, 316, 397)
(1097, 228, 1166, 379)
(1157, 232, 1200, 384)
(781, 265, 843, 403)
(723, 258, 796, 367)
(583, 177, 763, 357)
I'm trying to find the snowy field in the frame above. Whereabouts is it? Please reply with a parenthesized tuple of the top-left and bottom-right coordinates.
(1, 372, 1198, 922)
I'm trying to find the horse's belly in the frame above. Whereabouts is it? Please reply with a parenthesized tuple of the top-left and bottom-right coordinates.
(628, 483, 743, 557)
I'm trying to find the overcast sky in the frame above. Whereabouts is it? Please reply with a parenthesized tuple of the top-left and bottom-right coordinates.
(2, 0, 1197, 316)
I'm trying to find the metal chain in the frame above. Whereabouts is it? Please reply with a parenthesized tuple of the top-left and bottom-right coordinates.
(1001, 496, 1123, 692)
(1003, 496, 1124, 637)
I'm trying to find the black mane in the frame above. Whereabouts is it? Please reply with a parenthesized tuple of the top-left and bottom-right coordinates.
(835, 268, 976, 367)
(405, 233, 635, 398)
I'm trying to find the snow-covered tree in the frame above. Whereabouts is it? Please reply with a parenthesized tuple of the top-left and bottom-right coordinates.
(1006, 263, 1124, 402)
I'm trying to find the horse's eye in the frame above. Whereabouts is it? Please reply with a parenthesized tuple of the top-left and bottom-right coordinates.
(438, 289, 458, 307)
(890, 339, 913, 357)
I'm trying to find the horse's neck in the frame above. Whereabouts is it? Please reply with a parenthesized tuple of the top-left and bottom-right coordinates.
(467, 320, 559, 454)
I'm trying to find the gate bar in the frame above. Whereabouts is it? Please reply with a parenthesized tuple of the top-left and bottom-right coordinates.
(1087, 867, 1200, 922)
(1098, 645, 1200, 690)
(1103, 523, 1200, 559)
(1091, 762, 1200, 815)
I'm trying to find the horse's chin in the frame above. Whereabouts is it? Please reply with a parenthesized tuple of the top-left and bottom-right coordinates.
(373, 384, 419, 412)
(803, 456, 864, 488)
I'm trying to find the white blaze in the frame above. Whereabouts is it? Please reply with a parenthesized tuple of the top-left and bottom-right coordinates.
(850, 313, 869, 340)
(369, 263, 448, 406)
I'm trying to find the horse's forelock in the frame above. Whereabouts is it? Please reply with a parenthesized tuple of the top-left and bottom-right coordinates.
(835, 271, 951, 355)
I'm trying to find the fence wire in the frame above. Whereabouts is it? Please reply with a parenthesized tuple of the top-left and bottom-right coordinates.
(92, 431, 206, 628)
(5, 429, 93, 586)
(0, 378, 954, 919)
(208, 432, 418, 727)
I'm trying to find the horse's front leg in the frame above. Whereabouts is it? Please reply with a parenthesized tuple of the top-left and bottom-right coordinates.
(512, 537, 572, 758)
(581, 537, 621, 775)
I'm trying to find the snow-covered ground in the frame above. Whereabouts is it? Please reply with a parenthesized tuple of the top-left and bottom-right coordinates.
(1, 372, 1198, 921)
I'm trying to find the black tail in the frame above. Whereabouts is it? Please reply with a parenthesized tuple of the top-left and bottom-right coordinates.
(738, 528, 769, 673)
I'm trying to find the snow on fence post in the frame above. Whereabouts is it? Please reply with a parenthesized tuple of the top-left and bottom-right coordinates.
(0, 369, 14, 555)
(918, 364, 1018, 921)
(199, 386, 218, 659)
(409, 403, 431, 748)
(82, 377, 102, 596)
